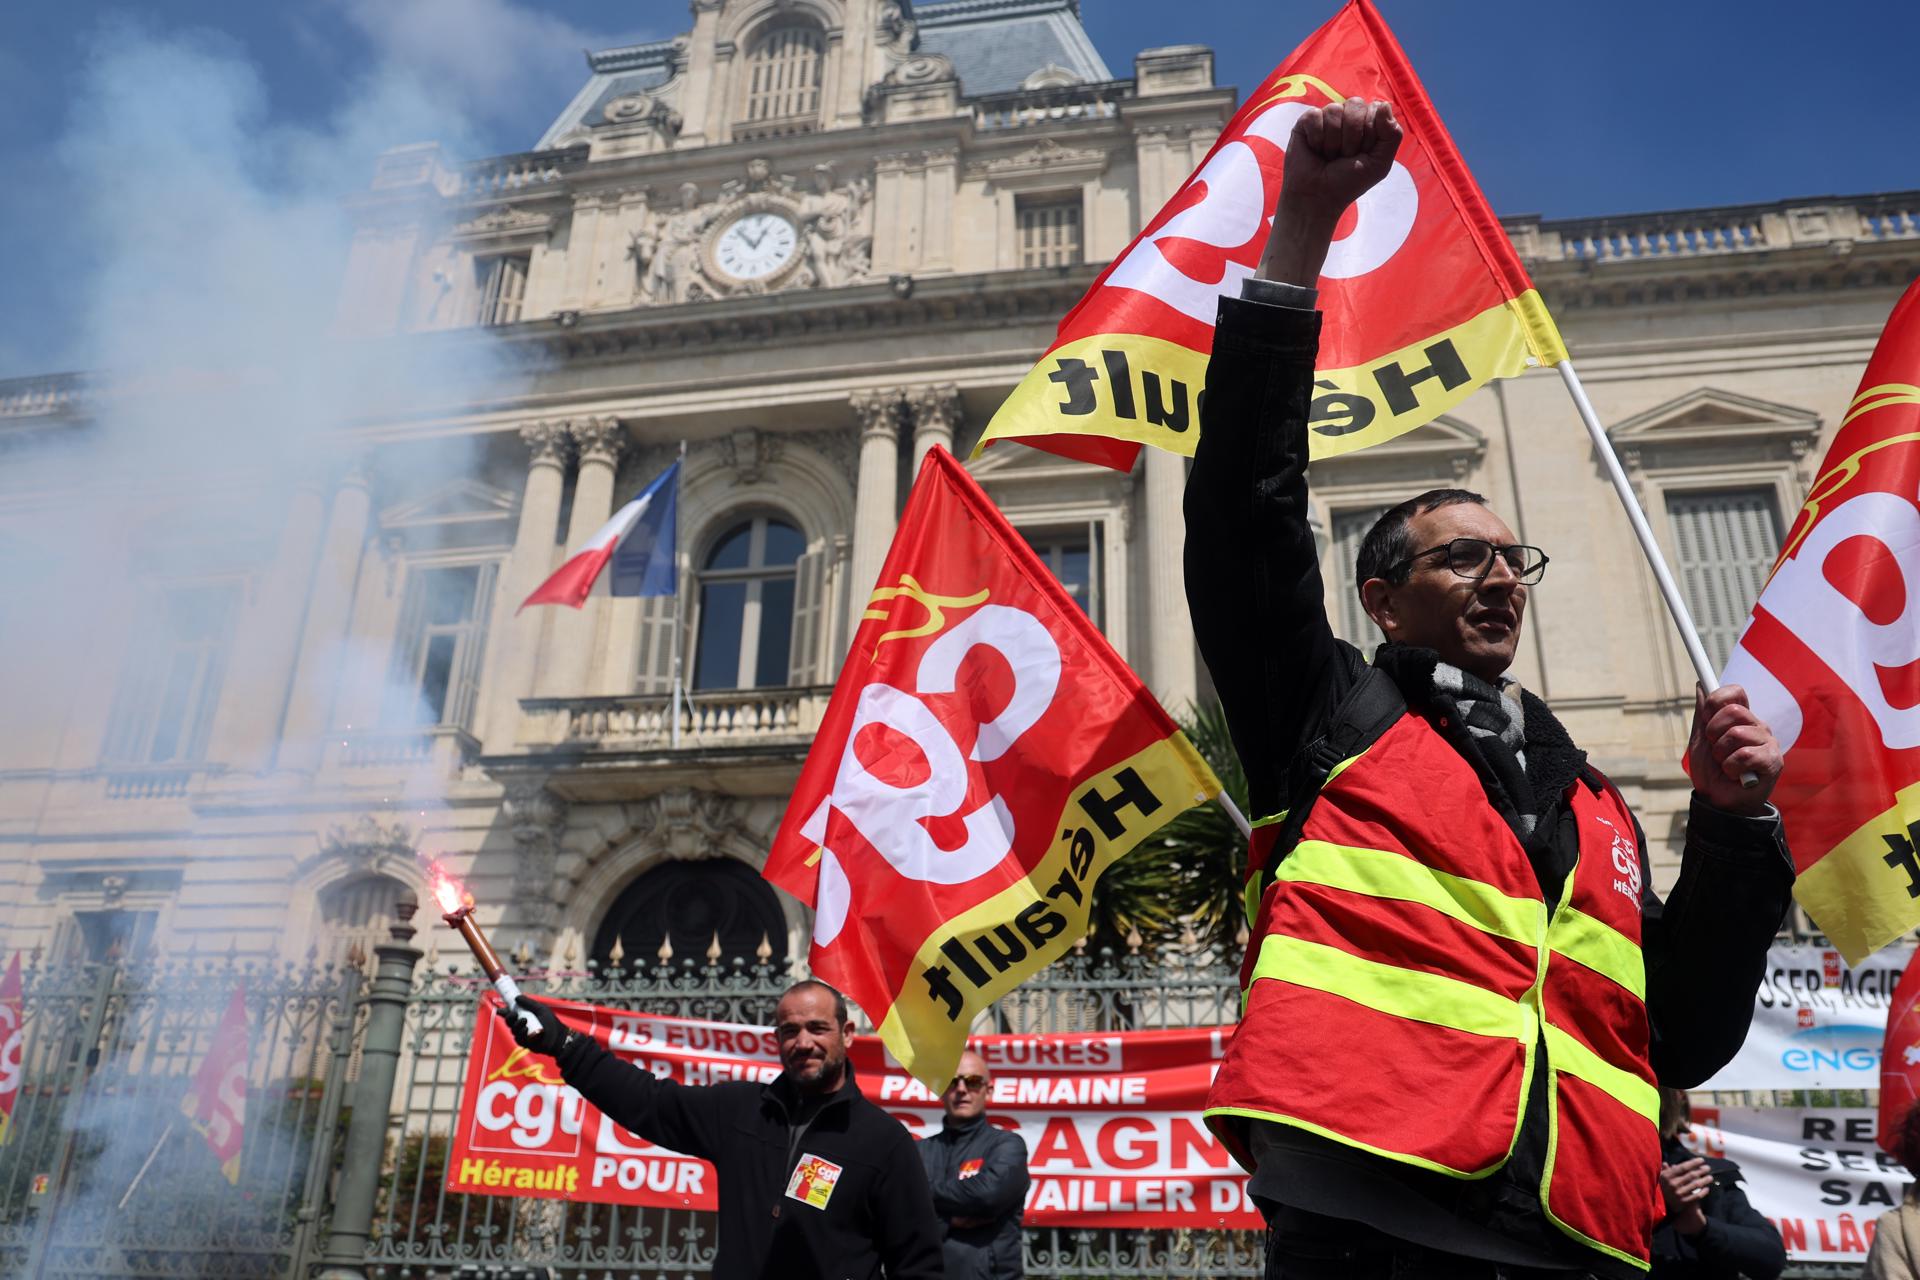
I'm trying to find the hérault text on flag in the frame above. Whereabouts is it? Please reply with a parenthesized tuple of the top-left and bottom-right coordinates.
(520, 459, 680, 611)
(973, 0, 1567, 473)
(1722, 276, 1920, 964)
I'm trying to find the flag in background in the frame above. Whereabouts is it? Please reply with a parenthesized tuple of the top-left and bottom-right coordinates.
(520, 458, 680, 611)
(1879, 952, 1920, 1157)
(762, 447, 1221, 1087)
(181, 984, 248, 1184)
(1722, 276, 1920, 963)
(973, 0, 1566, 472)
(0, 953, 21, 1147)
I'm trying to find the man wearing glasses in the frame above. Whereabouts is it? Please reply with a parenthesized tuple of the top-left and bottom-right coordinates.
(917, 1050, 1030, 1280)
(1186, 99, 1795, 1280)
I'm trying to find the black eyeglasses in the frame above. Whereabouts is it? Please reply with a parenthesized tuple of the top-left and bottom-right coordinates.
(946, 1074, 989, 1093)
(1387, 538, 1549, 585)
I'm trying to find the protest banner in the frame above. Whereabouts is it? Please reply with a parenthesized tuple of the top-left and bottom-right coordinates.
(443, 995, 1256, 1228)
(1685, 1106, 1903, 1263)
(1702, 943, 1912, 1090)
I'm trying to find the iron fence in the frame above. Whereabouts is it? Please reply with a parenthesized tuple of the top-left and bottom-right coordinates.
(0, 953, 360, 1279)
(365, 937, 1260, 1278)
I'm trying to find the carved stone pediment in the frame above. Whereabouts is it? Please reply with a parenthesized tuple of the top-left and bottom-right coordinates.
(625, 158, 874, 307)
(453, 204, 554, 246)
(1314, 415, 1489, 487)
(624, 787, 755, 863)
(966, 136, 1110, 185)
(1607, 387, 1822, 478)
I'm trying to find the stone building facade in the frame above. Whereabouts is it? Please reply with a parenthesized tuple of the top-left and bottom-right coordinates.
(0, 0, 1915, 973)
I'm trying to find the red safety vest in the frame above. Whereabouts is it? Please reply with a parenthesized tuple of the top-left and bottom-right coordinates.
(1205, 711, 1662, 1270)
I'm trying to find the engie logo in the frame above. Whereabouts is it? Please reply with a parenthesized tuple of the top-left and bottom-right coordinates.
(1103, 79, 1419, 325)
(805, 583, 1062, 946)
(1779, 1025, 1883, 1075)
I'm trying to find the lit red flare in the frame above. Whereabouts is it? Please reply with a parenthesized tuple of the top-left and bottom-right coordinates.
(425, 864, 538, 1041)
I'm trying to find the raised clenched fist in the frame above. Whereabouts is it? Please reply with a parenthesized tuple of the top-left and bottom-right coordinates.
(1257, 96, 1403, 287)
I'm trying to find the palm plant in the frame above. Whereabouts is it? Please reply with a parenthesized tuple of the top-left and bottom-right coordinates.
(1085, 698, 1250, 953)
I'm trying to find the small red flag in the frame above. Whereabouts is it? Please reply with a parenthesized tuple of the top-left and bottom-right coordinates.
(762, 448, 1219, 1085)
(181, 985, 248, 1183)
(0, 953, 21, 1147)
(1881, 953, 1920, 1157)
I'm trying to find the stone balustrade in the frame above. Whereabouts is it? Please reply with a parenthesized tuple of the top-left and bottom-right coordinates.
(971, 82, 1126, 131)
(0, 373, 85, 419)
(1503, 192, 1920, 265)
(517, 687, 833, 753)
(325, 726, 477, 774)
(456, 147, 584, 199)
(102, 766, 197, 801)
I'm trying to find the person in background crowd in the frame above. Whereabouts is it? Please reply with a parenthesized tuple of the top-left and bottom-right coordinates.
(917, 1048, 1030, 1279)
(1866, 1102, 1920, 1279)
(499, 979, 943, 1280)
(1652, 1088, 1785, 1279)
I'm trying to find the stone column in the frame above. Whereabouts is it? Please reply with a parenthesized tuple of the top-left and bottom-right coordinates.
(276, 462, 373, 775)
(1144, 448, 1197, 712)
(475, 422, 571, 753)
(205, 477, 329, 772)
(504, 779, 569, 945)
(848, 390, 903, 634)
(537, 417, 626, 696)
(907, 384, 963, 470)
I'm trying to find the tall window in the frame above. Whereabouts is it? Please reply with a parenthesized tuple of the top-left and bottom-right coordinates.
(104, 584, 238, 765)
(1667, 488, 1782, 671)
(743, 24, 825, 124)
(63, 909, 158, 963)
(693, 517, 805, 690)
(1024, 526, 1104, 630)
(1329, 506, 1388, 646)
(474, 254, 528, 326)
(318, 875, 406, 968)
(592, 860, 790, 972)
(385, 563, 496, 729)
(1018, 196, 1083, 268)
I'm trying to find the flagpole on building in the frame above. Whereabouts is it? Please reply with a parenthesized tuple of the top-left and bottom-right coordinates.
(669, 439, 688, 750)
(1555, 361, 1758, 788)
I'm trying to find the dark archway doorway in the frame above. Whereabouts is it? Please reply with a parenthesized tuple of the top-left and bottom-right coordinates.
(591, 858, 790, 970)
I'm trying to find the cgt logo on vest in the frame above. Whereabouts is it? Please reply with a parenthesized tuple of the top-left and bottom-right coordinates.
(1595, 815, 1642, 904)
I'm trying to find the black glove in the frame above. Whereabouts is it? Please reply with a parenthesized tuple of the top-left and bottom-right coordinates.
(495, 993, 572, 1057)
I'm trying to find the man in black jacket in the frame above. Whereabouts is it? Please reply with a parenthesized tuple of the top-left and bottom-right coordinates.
(499, 979, 943, 1280)
(918, 1049, 1029, 1279)
(1187, 97, 1796, 1279)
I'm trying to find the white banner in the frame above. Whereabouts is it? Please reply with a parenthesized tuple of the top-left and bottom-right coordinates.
(1700, 943, 1911, 1089)
(1685, 1106, 1904, 1262)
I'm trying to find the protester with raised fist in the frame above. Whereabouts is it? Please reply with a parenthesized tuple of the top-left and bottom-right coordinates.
(1187, 96, 1795, 1279)
(498, 979, 943, 1280)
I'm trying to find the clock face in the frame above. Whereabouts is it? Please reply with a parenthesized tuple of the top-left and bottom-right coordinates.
(714, 211, 798, 281)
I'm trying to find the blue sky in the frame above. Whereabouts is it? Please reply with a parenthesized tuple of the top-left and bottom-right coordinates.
(2, 0, 1914, 379)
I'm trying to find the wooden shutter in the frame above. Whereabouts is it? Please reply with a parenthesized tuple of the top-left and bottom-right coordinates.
(633, 592, 679, 695)
(1667, 489, 1781, 673)
(447, 561, 497, 730)
(788, 547, 826, 687)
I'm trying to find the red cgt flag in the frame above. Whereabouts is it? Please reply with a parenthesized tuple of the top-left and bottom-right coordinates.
(974, 0, 1566, 472)
(1880, 952, 1920, 1157)
(1722, 276, 1920, 963)
(0, 953, 21, 1147)
(763, 448, 1220, 1086)
(181, 984, 248, 1183)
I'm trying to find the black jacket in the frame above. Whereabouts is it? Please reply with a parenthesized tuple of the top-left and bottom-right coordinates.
(1652, 1142, 1787, 1280)
(1185, 290, 1797, 1278)
(554, 1034, 944, 1280)
(917, 1114, 1029, 1279)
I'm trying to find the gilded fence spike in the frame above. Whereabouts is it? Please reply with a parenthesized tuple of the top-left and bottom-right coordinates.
(706, 931, 722, 963)
(656, 933, 673, 964)
(755, 932, 773, 962)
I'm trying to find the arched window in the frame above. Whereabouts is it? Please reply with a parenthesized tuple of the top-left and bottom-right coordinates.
(592, 860, 790, 971)
(742, 23, 825, 125)
(692, 516, 805, 690)
(317, 874, 406, 967)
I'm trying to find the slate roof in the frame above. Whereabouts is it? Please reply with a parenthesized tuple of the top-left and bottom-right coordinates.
(534, 0, 1114, 150)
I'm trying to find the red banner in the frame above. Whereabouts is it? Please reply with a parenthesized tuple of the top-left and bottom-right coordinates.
(181, 984, 247, 1183)
(444, 995, 1258, 1228)
(0, 954, 20, 1147)
(761, 447, 1218, 1086)
(1722, 276, 1920, 962)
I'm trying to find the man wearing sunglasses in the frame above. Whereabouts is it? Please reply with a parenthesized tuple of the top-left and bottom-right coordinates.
(917, 1050, 1030, 1279)
(1186, 98, 1795, 1280)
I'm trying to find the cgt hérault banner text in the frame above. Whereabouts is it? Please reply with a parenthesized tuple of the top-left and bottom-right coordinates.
(445, 995, 1257, 1228)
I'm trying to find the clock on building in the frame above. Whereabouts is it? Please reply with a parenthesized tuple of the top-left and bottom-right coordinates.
(711, 210, 798, 282)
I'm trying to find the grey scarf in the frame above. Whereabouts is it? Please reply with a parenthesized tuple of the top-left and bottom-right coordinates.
(1431, 662, 1534, 838)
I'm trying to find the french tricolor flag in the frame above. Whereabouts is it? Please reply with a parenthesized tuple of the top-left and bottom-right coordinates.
(520, 460, 680, 611)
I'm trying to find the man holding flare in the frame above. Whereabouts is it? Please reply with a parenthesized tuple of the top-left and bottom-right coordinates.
(1189, 97, 1796, 1278)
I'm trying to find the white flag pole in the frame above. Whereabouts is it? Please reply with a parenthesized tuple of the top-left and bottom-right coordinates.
(1216, 790, 1253, 840)
(1555, 359, 1757, 786)
(669, 439, 688, 750)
